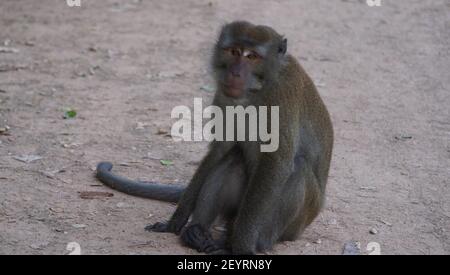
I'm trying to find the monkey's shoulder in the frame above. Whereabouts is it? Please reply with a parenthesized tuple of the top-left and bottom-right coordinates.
(277, 55, 317, 97)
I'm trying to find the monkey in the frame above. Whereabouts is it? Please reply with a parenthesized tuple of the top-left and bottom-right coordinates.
(96, 21, 333, 254)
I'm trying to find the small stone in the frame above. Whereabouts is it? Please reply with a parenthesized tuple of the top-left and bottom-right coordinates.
(13, 154, 43, 163)
(0, 47, 20, 53)
(313, 238, 322, 244)
(156, 128, 168, 135)
(116, 202, 128, 208)
(3, 39, 11, 46)
(24, 41, 35, 47)
(327, 218, 337, 225)
(75, 72, 87, 78)
(30, 242, 49, 250)
(136, 122, 148, 130)
(370, 228, 378, 235)
(378, 219, 392, 227)
(72, 224, 87, 229)
(49, 207, 64, 213)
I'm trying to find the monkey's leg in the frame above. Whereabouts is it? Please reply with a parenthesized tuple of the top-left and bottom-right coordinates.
(229, 153, 294, 254)
(181, 149, 246, 253)
(257, 160, 323, 251)
(146, 142, 235, 234)
(254, 175, 304, 251)
(280, 162, 324, 242)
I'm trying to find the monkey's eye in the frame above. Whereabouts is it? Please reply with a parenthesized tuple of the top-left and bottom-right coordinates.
(246, 52, 261, 60)
(230, 48, 241, 56)
(224, 47, 241, 57)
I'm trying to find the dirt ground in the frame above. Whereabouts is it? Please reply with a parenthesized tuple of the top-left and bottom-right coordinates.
(0, 0, 449, 255)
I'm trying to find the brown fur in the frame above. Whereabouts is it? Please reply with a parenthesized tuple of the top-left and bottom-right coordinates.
(96, 21, 333, 255)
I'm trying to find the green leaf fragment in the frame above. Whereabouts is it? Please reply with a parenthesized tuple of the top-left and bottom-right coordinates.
(160, 160, 173, 166)
(64, 109, 77, 119)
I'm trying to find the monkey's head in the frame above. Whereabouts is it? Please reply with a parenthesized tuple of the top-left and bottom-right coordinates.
(213, 21, 287, 99)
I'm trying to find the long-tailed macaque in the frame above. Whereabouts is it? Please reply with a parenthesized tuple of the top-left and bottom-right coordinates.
(97, 21, 333, 254)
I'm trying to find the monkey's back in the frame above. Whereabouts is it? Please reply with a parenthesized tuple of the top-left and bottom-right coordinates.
(278, 55, 334, 187)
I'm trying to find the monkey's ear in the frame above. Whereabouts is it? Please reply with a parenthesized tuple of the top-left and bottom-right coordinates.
(279, 38, 287, 55)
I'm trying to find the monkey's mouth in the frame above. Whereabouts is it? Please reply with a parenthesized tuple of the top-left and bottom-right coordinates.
(222, 80, 245, 98)
(224, 86, 245, 98)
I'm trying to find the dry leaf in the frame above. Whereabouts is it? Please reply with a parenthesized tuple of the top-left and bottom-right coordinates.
(79, 191, 114, 199)
(13, 155, 43, 163)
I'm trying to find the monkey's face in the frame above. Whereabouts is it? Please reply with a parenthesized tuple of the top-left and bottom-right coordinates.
(217, 46, 265, 98)
(213, 21, 287, 100)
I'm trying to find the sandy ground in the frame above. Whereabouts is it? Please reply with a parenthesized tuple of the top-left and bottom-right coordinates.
(0, 0, 449, 255)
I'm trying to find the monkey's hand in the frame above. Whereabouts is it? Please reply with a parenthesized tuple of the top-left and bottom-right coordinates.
(145, 221, 184, 234)
(145, 222, 171, 233)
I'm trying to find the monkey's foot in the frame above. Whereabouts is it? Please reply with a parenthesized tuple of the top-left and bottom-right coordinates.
(181, 224, 225, 253)
(146, 220, 187, 235)
(208, 249, 231, 255)
(145, 222, 171, 233)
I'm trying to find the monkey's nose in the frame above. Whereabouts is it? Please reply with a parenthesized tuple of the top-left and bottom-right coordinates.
(231, 71, 241, 77)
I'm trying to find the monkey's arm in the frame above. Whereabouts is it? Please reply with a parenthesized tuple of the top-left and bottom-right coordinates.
(157, 142, 236, 234)
(231, 152, 294, 254)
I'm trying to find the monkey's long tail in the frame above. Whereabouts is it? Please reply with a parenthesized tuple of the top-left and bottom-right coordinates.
(96, 162, 185, 203)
